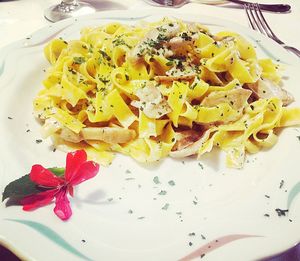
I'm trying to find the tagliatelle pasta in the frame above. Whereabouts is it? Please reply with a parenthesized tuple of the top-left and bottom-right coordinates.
(34, 17, 300, 168)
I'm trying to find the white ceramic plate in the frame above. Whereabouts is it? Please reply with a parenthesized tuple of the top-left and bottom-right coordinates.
(1, 9, 300, 261)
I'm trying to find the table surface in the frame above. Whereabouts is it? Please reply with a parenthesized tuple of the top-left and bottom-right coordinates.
(0, 0, 300, 260)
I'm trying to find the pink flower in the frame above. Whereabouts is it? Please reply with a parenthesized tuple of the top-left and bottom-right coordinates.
(21, 150, 99, 221)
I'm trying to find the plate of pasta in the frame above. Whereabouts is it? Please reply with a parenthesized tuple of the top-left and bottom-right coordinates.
(1, 9, 300, 261)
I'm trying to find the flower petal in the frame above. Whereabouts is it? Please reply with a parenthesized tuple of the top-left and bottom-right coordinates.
(64, 150, 87, 182)
(69, 161, 99, 186)
(21, 189, 58, 211)
(68, 185, 74, 197)
(54, 189, 72, 221)
(30, 165, 64, 187)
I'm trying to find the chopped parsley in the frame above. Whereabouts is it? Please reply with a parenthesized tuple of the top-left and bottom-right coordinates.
(279, 180, 284, 189)
(99, 50, 111, 61)
(153, 176, 160, 184)
(275, 208, 288, 217)
(158, 190, 167, 195)
(73, 56, 86, 64)
(180, 32, 192, 41)
(168, 180, 175, 186)
(112, 36, 131, 48)
(162, 203, 169, 210)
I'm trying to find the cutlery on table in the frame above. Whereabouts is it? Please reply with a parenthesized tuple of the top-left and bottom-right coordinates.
(149, 0, 291, 13)
(245, 3, 300, 58)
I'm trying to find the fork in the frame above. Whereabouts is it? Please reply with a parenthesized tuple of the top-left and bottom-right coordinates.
(149, 0, 291, 13)
(244, 3, 300, 58)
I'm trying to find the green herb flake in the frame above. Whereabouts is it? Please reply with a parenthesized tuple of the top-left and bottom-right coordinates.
(162, 203, 169, 210)
(188, 232, 196, 236)
(168, 180, 175, 186)
(125, 169, 131, 174)
(153, 176, 160, 184)
(158, 190, 167, 195)
(198, 162, 204, 169)
(99, 50, 111, 61)
(73, 56, 86, 64)
(128, 209, 133, 214)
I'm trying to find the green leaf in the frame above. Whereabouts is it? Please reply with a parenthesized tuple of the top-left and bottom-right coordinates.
(2, 167, 65, 203)
(2, 174, 48, 202)
(48, 167, 65, 177)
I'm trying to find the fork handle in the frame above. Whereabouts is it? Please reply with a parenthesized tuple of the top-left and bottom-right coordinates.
(284, 46, 300, 58)
(255, 3, 290, 13)
(227, 0, 291, 13)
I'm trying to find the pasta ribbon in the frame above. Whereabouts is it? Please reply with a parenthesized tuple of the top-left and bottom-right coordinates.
(34, 17, 300, 168)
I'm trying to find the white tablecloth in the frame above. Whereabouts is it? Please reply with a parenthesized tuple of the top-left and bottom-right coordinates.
(0, 0, 300, 52)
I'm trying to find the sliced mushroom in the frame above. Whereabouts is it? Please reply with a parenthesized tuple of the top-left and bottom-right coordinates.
(60, 127, 136, 144)
(129, 22, 180, 63)
(165, 34, 197, 50)
(131, 82, 171, 119)
(201, 88, 252, 110)
(170, 129, 211, 158)
(60, 127, 82, 143)
(247, 78, 294, 106)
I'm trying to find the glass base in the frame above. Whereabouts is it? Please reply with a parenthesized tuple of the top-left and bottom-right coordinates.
(44, 1, 96, 22)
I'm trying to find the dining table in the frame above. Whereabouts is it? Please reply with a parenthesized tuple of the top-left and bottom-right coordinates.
(1, 0, 300, 260)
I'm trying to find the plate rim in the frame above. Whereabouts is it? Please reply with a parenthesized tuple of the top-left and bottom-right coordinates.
(0, 8, 300, 261)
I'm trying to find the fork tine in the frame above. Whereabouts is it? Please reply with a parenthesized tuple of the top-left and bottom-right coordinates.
(245, 3, 266, 35)
(244, 4, 256, 30)
(245, 3, 300, 57)
(254, 3, 283, 43)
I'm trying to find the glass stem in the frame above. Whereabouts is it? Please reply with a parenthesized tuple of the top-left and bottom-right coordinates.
(61, 0, 79, 5)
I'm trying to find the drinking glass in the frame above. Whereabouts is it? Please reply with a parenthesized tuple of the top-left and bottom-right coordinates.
(44, 0, 96, 22)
